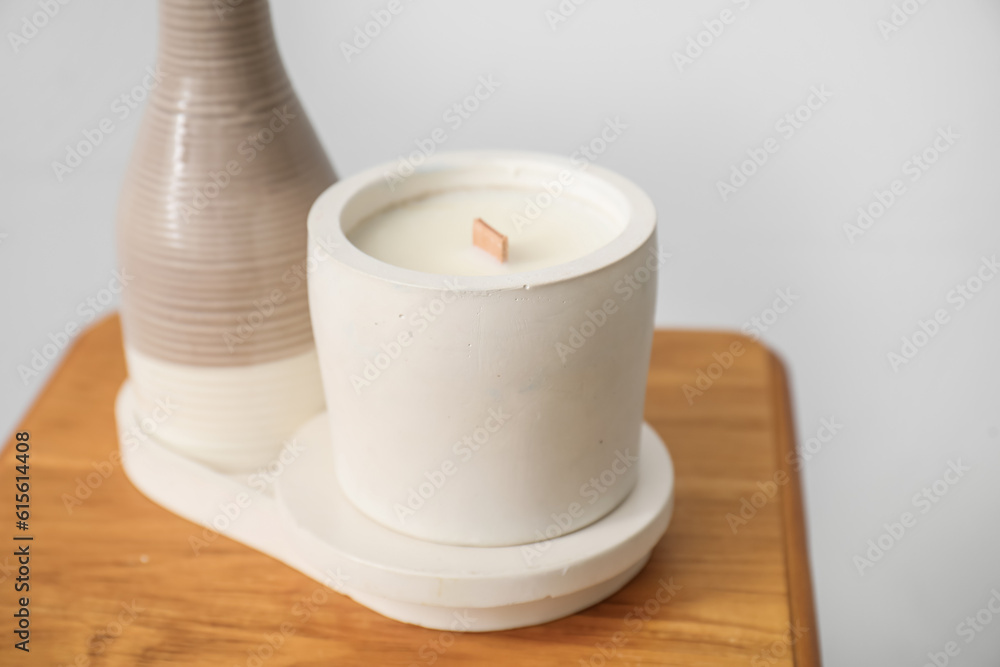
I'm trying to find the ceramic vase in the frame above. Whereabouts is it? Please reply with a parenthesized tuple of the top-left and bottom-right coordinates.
(116, 0, 336, 471)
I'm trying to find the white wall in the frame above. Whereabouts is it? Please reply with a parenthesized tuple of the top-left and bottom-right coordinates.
(2, 1, 999, 664)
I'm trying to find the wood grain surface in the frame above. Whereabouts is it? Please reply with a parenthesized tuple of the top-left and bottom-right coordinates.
(0, 316, 820, 666)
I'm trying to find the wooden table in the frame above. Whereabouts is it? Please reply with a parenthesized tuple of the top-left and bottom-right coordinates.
(1, 316, 820, 666)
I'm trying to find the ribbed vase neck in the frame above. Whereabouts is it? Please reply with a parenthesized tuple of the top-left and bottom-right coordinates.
(153, 0, 293, 113)
(156, 0, 283, 79)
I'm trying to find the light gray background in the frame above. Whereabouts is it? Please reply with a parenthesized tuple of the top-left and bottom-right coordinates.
(2, 1, 999, 664)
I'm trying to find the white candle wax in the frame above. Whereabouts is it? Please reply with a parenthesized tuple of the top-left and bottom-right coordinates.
(347, 188, 621, 276)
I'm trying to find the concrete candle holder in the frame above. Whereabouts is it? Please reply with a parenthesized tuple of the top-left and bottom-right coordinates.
(308, 151, 663, 547)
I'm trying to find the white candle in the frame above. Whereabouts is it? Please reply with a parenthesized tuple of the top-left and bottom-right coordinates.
(308, 151, 658, 547)
(347, 188, 621, 275)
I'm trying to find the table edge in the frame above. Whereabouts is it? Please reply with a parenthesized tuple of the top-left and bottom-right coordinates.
(767, 348, 823, 667)
(4, 318, 824, 665)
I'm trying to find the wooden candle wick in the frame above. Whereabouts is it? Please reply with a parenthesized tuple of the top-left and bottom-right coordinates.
(472, 218, 508, 263)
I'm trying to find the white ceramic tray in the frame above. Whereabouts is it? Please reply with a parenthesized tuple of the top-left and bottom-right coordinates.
(116, 382, 675, 631)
